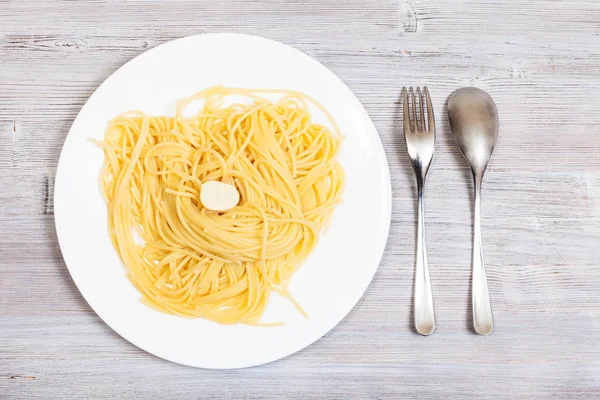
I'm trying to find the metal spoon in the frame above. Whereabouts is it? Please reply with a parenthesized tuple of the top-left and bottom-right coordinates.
(448, 87, 498, 335)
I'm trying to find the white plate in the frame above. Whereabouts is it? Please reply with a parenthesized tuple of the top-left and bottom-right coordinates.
(55, 33, 391, 369)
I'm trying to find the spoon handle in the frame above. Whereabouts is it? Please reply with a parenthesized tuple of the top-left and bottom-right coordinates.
(472, 178, 493, 335)
(415, 186, 435, 336)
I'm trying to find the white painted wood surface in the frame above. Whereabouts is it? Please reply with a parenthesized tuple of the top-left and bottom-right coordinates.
(1, 1, 599, 398)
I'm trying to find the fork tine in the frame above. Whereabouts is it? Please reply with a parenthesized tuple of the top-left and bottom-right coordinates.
(417, 87, 425, 132)
(425, 87, 435, 133)
(410, 87, 417, 132)
(402, 87, 412, 133)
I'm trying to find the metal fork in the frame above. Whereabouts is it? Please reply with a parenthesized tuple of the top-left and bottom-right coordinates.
(403, 86, 436, 336)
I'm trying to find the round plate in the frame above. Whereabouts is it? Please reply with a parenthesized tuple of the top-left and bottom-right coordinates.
(55, 33, 391, 369)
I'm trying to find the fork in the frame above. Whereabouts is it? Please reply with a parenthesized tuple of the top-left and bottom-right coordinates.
(403, 86, 436, 336)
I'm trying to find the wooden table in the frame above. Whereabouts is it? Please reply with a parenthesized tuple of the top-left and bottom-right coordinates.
(2, 1, 599, 398)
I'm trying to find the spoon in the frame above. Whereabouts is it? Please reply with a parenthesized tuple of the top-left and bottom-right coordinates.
(448, 87, 498, 335)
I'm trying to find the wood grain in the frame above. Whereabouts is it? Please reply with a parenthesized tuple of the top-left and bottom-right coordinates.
(1, 0, 599, 399)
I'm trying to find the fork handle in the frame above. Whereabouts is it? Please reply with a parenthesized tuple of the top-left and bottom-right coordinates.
(472, 177, 493, 335)
(415, 186, 435, 336)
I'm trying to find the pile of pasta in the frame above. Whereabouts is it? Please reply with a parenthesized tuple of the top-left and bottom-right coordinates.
(95, 86, 344, 324)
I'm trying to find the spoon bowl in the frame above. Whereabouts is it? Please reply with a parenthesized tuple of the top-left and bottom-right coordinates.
(448, 88, 498, 176)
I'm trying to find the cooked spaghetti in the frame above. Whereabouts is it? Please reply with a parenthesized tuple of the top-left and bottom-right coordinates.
(95, 86, 344, 324)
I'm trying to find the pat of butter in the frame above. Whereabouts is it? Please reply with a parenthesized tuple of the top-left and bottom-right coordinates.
(200, 181, 240, 211)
